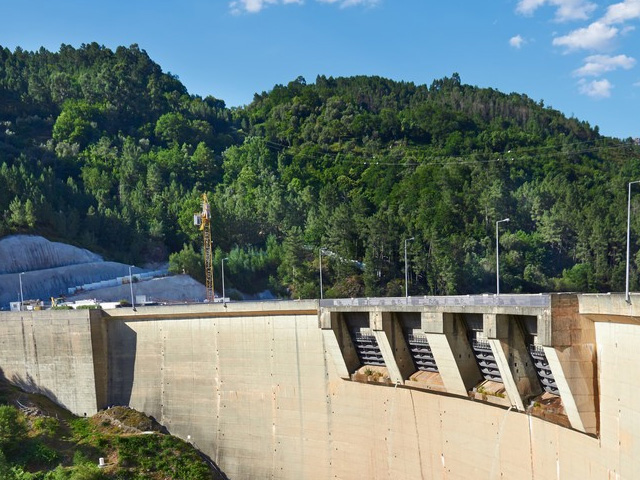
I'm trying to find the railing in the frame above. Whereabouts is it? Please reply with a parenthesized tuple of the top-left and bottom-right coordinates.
(321, 294, 551, 309)
(351, 331, 385, 366)
(529, 344, 559, 395)
(407, 334, 438, 372)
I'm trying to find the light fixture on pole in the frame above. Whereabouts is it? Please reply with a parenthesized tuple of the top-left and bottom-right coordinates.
(404, 237, 415, 298)
(19, 272, 24, 311)
(222, 257, 229, 302)
(319, 247, 324, 300)
(129, 266, 136, 311)
(496, 218, 510, 295)
(626, 181, 640, 303)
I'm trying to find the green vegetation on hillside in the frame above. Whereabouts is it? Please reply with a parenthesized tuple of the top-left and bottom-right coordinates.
(0, 380, 217, 479)
(1, 44, 640, 296)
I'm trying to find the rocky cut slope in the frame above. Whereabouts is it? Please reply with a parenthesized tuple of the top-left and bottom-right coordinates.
(0, 235, 205, 309)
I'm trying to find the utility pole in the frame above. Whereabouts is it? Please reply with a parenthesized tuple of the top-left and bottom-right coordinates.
(319, 247, 324, 300)
(626, 181, 640, 303)
(129, 266, 136, 311)
(222, 257, 229, 302)
(404, 237, 415, 298)
(19, 272, 24, 311)
(496, 218, 510, 295)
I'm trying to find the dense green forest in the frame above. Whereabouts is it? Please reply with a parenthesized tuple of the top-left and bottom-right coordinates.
(1, 43, 640, 297)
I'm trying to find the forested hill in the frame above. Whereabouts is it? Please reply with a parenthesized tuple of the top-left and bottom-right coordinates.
(1, 44, 639, 298)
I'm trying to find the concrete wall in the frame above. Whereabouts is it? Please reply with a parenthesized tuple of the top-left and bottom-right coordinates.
(1, 295, 640, 479)
(99, 298, 623, 479)
(0, 309, 103, 416)
(580, 293, 640, 478)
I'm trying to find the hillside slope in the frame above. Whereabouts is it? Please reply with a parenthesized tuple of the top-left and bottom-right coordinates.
(1, 44, 640, 297)
(0, 377, 225, 479)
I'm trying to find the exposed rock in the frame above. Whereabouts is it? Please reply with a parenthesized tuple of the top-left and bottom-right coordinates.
(0, 235, 206, 308)
(0, 235, 102, 274)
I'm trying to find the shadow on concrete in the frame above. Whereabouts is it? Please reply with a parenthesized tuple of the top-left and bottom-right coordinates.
(188, 438, 229, 480)
(107, 322, 137, 406)
(0, 367, 63, 411)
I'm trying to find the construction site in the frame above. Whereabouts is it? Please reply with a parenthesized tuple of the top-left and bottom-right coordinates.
(0, 195, 225, 311)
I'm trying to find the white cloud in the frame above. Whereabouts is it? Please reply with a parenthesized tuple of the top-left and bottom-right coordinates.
(230, 0, 377, 13)
(552, 21, 619, 51)
(548, 1, 640, 53)
(230, 0, 302, 14)
(509, 35, 526, 48)
(573, 54, 636, 76)
(516, 0, 545, 15)
(578, 78, 613, 97)
(317, 0, 380, 5)
(516, 0, 640, 99)
(634, 80, 640, 86)
(516, 0, 596, 21)
(602, 0, 640, 25)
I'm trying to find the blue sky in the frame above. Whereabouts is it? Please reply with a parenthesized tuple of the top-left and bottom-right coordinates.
(1, 0, 639, 139)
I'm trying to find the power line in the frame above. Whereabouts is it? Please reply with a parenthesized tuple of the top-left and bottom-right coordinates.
(262, 138, 640, 169)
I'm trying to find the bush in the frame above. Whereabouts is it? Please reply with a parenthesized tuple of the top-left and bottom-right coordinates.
(169, 244, 204, 283)
(31, 442, 60, 465)
(0, 450, 16, 480)
(0, 406, 27, 454)
(73, 451, 90, 466)
(32, 417, 60, 437)
(69, 419, 92, 440)
(69, 463, 107, 480)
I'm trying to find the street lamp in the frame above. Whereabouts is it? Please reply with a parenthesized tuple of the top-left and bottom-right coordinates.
(222, 257, 229, 301)
(129, 266, 136, 311)
(19, 272, 24, 311)
(496, 218, 510, 295)
(319, 247, 324, 300)
(626, 181, 640, 303)
(404, 237, 415, 298)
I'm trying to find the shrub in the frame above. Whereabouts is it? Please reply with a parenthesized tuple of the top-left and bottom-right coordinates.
(32, 417, 60, 437)
(0, 406, 27, 454)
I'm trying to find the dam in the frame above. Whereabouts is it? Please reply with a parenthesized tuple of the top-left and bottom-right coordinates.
(0, 293, 637, 478)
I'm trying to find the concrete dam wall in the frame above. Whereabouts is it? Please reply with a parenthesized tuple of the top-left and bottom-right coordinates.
(0, 294, 638, 478)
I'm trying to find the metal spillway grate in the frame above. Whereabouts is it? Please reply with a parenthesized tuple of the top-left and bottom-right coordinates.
(351, 331, 385, 366)
(472, 340, 503, 383)
(407, 334, 439, 372)
(529, 345, 559, 395)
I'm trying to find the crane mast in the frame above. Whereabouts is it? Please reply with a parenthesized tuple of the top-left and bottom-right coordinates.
(194, 194, 214, 302)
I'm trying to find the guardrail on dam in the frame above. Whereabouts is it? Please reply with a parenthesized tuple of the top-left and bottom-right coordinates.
(0, 293, 638, 478)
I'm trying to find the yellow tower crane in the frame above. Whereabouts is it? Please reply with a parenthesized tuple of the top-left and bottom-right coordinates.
(194, 193, 215, 302)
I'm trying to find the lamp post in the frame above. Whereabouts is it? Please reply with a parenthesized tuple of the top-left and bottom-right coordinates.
(626, 181, 640, 303)
(319, 247, 324, 300)
(129, 266, 136, 311)
(222, 257, 229, 301)
(404, 237, 415, 298)
(19, 272, 24, 311)
(496, 218, 510, 295)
